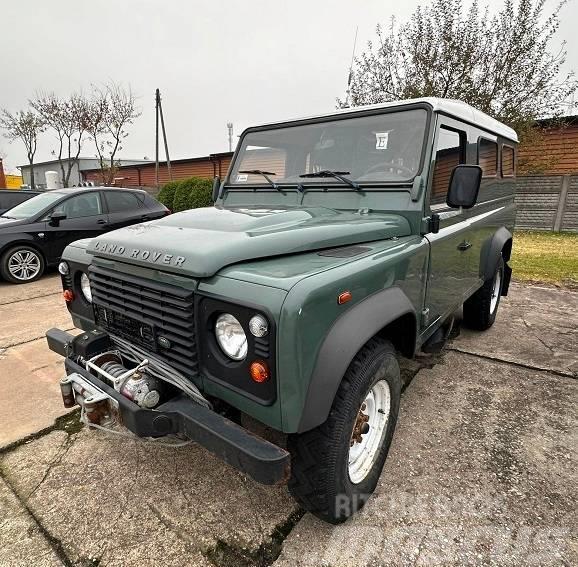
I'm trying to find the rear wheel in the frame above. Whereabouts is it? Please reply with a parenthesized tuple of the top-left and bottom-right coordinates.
(0, 246, 45, 283)
(288, 338, 401, 524)
(463, 256, 504, 330)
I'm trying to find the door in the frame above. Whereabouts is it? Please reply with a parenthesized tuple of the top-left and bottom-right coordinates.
(103, 190, 149, 230)
(424, 119, 477, 327)
(43, 191, 109, 263)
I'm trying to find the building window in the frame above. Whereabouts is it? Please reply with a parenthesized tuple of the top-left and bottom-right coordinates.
(478, 138, 498, 177)
(502, 145, 515, 177)
(430, 126, 466, 206)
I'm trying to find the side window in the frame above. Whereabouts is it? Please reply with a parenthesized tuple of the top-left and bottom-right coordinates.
(478, 138, 498, 177)
(431, 126, 466, 206)
(105, 191, 141, 213)
(502, 145, 515, 177)
(53, 193, 103, 219)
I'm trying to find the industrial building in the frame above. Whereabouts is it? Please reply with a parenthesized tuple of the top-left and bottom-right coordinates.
(18, 157, 151, 189)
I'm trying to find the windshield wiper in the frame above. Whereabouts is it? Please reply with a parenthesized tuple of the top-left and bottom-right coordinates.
(299, 170, 360, 190)
(238, 170, 281, 192)
(0, 215, 15, 219)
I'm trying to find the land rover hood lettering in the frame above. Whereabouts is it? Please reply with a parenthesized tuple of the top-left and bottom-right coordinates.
(87, 206, 411, 277)
(92, 241, 186, 267)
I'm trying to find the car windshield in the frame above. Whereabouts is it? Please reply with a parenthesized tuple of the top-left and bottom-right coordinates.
(229, 108, 428, 186)
(1, 192, 64, 219)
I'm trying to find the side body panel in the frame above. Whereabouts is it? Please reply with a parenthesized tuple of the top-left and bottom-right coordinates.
(277, 236, 428, 433)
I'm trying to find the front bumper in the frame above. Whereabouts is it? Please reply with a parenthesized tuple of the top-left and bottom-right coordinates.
(46, 328, 290, 485)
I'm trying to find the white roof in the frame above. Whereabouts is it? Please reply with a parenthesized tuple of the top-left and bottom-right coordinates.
(254, 97, 518, 142)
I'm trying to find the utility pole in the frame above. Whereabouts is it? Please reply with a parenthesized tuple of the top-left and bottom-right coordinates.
(155, 89, 173, 188)
(227, 122, 234, 152)
(345, 26, 359, 108)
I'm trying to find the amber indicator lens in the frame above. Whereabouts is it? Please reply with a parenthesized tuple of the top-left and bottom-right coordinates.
(338, 291, 352, 305)
(63, 289, 74, 303)
(249, 360, 270, 383)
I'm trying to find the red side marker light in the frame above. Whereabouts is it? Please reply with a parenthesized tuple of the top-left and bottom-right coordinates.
(63, 289, 74, 303)
(338, 291, 352, 305)
(250, 361, 270, 383)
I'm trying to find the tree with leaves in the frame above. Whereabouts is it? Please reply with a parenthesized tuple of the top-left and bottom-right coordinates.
(340, 0, 577, 141)
(87, 83, 141, 186)
(31, 92, 91, 188)
(0, 109, 45, 189)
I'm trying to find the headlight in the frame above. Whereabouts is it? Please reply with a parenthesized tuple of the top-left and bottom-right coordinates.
(58, 261, 69, 275)
(249, 314, 269, 337)
(215, 313, 247, 360)
(80, 272, 92, 303)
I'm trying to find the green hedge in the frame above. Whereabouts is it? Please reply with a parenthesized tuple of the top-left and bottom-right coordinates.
(157, 180, 180, 210)
(157, 177, 213, 212)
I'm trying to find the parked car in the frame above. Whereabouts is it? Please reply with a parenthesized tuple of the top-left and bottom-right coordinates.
(0, 189, 42, 215)
(47, 98, 517, 523)
(0, 187, 169, 283)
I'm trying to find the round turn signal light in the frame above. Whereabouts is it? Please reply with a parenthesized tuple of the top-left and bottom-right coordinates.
(249, 360, 270, 383)
(63, 289, 74, 303)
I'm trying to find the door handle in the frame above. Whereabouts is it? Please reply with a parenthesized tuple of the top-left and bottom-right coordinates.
(457, 241, 472, 251)
(97, 219, 108, 225)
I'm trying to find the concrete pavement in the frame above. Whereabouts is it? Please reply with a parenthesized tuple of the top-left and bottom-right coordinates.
(0, 273, 74, 448)
(0, 278, 576, 566)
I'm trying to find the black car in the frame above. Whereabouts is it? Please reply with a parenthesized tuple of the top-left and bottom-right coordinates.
(0, 187, 169, 283)
(0, 189, 42, 215)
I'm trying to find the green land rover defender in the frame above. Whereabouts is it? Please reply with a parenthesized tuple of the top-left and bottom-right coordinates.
(47, 98, 517, 523)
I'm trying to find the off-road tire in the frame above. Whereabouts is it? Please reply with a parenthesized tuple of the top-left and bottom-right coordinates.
(463, 256, 504, 331)
(0, 245, 45, 284)
(287, 337, 401, 524)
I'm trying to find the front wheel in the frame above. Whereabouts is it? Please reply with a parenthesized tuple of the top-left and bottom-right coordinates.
(288, 338, 401, 524)
(0, 246, 45, 284)
(463, 256, 504, 330)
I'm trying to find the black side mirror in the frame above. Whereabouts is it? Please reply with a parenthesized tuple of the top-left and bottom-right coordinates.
(49, 212, 67, 226)
(446, 165, 482, 209)
(212, 176, 221, 202)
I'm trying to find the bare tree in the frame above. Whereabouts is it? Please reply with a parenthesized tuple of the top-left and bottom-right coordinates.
(31, 92, 91, 187)
(0, 109, 45, 189)
(339, 0, 578, 139)
(87, 83, 141, 185)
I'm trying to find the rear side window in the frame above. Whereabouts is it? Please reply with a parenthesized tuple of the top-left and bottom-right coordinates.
(105, 191, 142, 213)
(478, 138, 498, 177)
(502, 145, 515, 177)
(430, 127, 466, 206)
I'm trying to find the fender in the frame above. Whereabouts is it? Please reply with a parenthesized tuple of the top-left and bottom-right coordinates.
(297, 286, 417, 433)
(479, 227, 513, 295)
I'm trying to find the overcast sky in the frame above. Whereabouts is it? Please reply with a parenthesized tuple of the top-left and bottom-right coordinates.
(1, 0, 576, 174)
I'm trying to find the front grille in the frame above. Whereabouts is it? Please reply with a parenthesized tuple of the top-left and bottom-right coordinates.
(89, 265, 198, 379)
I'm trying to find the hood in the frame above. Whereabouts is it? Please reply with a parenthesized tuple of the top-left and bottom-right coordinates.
(87, 205, 411, 278)
(0, 216, 28, 228)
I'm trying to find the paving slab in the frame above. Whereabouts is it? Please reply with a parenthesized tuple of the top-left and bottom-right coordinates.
(0, 293, 72, 350)
(1, 427, 298, 566)
(0, 476, 63, 567)
(0, 272, 61, 305)
(452, 282, 578, 376)
(274, 352, 577, 567)
(0, 338, 73, 448)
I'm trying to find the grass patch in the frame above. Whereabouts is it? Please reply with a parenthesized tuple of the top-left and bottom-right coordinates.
(511, 231, 578, 288)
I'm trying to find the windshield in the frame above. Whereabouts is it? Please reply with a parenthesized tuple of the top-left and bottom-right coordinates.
(230, 109, 428, 187)
(1, 192, 64, 220)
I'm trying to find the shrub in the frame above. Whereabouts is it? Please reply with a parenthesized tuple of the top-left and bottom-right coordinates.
(168, 177, 213, 212)
(187, 177, 213, 209)
(157, 180, 181, 210)
(172, 180, 192, 213)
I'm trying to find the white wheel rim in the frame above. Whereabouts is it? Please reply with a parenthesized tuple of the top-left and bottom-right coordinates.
(490, 269, 502, 314)
(348, 379, 391, 485)
(8, 250, 41, 281)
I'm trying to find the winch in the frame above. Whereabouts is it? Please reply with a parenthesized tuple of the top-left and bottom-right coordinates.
(60, 350, 164, 426)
